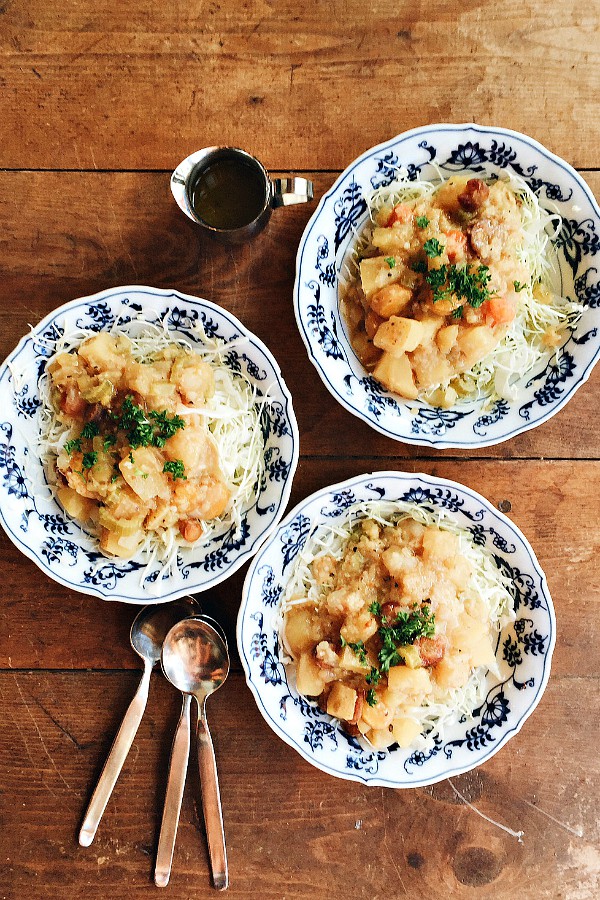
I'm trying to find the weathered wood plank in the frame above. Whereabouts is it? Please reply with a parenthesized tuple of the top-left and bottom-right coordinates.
(1, 670, 598, 899)
(1, 460, 598, 678)
(0, 172, 598, 461)
(0, 2, 599, 170)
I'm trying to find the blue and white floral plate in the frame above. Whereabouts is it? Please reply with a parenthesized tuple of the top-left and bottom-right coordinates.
(294, 123, 600, 447)
(238, 471, 554, 787)
(0, 286, 299, 603)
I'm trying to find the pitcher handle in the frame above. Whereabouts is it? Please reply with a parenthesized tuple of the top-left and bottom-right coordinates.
(271, 177, 313, 208)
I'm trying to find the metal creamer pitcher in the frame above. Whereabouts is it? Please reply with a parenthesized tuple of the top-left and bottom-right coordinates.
(171, 146, 313, 244)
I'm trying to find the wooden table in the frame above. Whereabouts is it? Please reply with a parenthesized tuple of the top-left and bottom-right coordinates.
(1, 3, 599, 898)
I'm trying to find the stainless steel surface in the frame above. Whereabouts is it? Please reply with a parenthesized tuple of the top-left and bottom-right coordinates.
(155, 613, 228, 888)
(170, 145, 313, 244)
(162, 617, 230, 891)
(155, 692, 192, 888)
(78, 598, 199, 848)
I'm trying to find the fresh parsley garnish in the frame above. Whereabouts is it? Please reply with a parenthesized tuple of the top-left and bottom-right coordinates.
(118, 396, 185, 450)
(415, 216, 429, 228)
(81, 451, 98, 470)
(513, 280, 527, 292)
(423, 263, 492, 308)
(423, 238, 444, 258)
(80, 422, 99, 439)
(163, 459, 186, 480)
(412, 260, 428, 275)
(378, 606, 435, 673)
(369, 601, 382, 617)
(365, 666, 381, 686)
(149, 409, 186, 440)
(366, 689, 377, 707)
(384, 256, 396, 269)
(451, 305, 464, 319)
(348, 641, 368, 666)
(103, 434, 117, 451)
(64, 438, 81, 455)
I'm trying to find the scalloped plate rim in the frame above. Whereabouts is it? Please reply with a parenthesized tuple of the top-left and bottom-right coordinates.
(237, 469, 555, 787)
(0, 284, 300, 603)
(294, 123, 600, 448)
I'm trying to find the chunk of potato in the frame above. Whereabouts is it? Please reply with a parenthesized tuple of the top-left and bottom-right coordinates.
(391, 716, 422, 748)
(381, 545, 418, 578)
(326, 682, 358, 721)
(374, 316, 424, 355)
(433, 652, 471, 689)
(457, 325, 498, 370)
(56, 485, 97, 522)
(421, 527, 459, 562)
(387, 665, 432, 696)
(436, 323, 460, 354)
(338, 644, 371, 674)
(295, 652, 327, 696)
(284, 604, 318, 655)
(367, 727, 397, 749)
(120, 446, 170, 502)
(445, 555, 472, 591)
(409, 344, 454, 389)
(100, 528, 144, 559)
(360, 698, 391, 730)
(370, 283, 412, 318)
(373, 351, 418, 399)
(360, 257, 402, 298)
(469, 635, 496, 669)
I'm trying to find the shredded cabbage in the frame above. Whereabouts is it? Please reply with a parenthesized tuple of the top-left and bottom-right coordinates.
(279, 499, 515, 751)
(342, 167, 583, 405)
(27, 312, 267, 576)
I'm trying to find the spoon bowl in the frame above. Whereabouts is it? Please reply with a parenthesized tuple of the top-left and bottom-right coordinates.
(79, 596, 199, 847)
(162, 617, 230, 890)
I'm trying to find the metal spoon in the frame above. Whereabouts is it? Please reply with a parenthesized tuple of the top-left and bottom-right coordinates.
(155, 614, 228, 888)
(161, 617, 230, 890)
(78, 597, 199, 847)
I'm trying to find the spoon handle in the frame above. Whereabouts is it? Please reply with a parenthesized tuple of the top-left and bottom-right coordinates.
(196, 709, 228, 890)
(79, 659, 152, 847)
(154, 693, 192, 887)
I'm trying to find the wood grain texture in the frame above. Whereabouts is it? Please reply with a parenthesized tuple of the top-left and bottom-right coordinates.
(1, 459, 599, 678)
(1, 670, 598, 900)
(0, 171, 598, 461)
(0, 2, 599, 170)
(1, 3, 599, 898)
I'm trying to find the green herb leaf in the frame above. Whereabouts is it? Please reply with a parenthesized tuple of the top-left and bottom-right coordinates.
(378, 606, 435, 673)
(81, 451, 98, 470)
(384, 256, 396, 269)
(103, 434, 117, 451)
(423, 238, 445, 258)
(81, 422, 100, 439)
(412, 260, 428, 275)
(369, 601, 382, 617)
(366, 689, 377, 707)
(149, 409, 186, 440)
(365, 666, 381, 686)
(513, 280, 527, 292)
(163, 459, 186, 480)
(451, 305, 464, 319)
(425, 263, 492, 308)
(415, 216, 429, 228)
(348, 640, 368, 666)
(64, 438, 82, 455)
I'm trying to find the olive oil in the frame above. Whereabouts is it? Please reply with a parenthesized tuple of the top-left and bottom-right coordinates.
(189, 157, 267, 229)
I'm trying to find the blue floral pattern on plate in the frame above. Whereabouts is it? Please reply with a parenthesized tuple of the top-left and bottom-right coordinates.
(237, 471, 555, 787)
(0, 286, 299, 604)
(294, 124, 600, 448)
